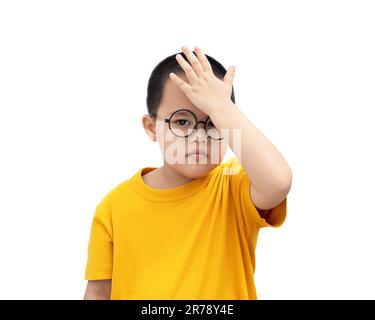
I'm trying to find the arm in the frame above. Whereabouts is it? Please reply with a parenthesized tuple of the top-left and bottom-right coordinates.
(209, 101, 292, 211)
(83, 280, 112, 300)
(169, 45, 292, 210)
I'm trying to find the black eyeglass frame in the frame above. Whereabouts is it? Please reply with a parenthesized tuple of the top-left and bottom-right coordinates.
(151, 108, 224, 140)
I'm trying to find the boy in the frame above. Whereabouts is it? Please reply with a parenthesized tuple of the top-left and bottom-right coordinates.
(84, 46, 292, 300)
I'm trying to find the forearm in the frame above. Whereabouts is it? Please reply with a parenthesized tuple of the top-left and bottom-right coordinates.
(84, 280, 111, 300)
(209, 101, 292, 193)
(84, 291, 110, 300)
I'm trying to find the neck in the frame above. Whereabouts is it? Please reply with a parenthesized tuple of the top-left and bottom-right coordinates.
(142, 162, 193, 189)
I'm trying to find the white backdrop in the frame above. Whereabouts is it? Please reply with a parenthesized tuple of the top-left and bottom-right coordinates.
(0, 0, 374, 299)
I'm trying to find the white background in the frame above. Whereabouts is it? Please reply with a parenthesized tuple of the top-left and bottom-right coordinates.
(0, 0, 374, 299)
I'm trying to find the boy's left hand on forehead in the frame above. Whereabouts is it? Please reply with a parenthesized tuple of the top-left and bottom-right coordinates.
(169, 45, 236, 116)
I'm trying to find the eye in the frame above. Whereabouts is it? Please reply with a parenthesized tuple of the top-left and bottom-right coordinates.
(174, 119, 191, 126)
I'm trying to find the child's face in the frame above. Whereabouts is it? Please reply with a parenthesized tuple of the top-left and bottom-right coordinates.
(143, 74, 227, 178)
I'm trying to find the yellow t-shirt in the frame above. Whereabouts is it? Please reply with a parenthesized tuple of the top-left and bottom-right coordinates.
(85, 157, 287, 299)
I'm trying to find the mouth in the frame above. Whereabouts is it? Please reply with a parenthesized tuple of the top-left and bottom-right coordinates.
(186, 149, 208, 162)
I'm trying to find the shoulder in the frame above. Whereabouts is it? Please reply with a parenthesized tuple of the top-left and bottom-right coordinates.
(208, 157, 249, 195)
(219, 156, 247, 180)
(95, 174, 135, 210)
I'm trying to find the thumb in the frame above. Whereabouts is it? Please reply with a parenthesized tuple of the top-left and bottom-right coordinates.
(223, 65, 236, 87)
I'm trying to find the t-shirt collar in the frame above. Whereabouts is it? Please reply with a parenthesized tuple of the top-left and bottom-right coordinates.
(130, 164, 221, 202)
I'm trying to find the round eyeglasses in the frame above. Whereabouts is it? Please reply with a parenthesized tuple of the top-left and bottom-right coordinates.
(151, 109, 224, 140)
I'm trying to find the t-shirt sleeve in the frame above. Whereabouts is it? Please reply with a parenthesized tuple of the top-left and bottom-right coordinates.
(225, 157, 287, 230)
(85, 192, 113, 280)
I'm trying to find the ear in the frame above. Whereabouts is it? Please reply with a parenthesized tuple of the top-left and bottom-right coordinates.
(142, 114, 157, 141)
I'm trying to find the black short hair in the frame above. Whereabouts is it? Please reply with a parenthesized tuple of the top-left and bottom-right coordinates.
(146, 50, 236, 117)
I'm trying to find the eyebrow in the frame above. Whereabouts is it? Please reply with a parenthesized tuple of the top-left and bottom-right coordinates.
(167, 108, 209, 119)
(170, 110, 193, 116)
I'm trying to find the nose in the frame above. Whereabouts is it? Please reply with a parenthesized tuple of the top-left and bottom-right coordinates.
(190, 121, 208, 143)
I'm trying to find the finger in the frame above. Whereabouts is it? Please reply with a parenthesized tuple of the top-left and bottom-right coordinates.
(169, 72, 192, 96)
(181, 46, 205, 78)
(223, 65, 236, 87)
(175, 53, 199, 84)
(193, 46, 214, 74)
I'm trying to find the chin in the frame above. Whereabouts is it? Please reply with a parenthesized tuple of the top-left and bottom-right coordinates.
(173, 162, 219, 179)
